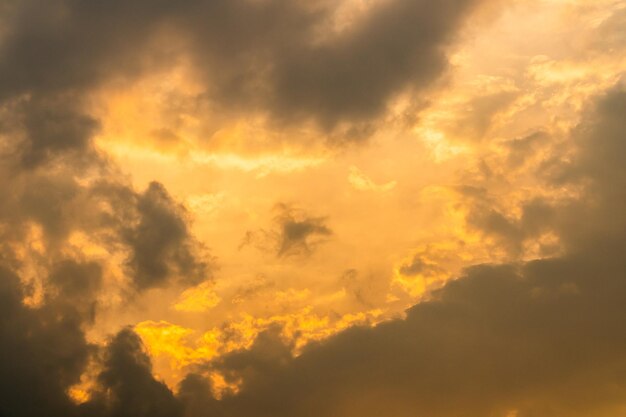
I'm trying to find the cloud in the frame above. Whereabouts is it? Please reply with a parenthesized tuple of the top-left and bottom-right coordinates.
(1, 94, 101, 168)
(0, 0, 487, 135)
(0, 167, 210, 292)
(260, 0, 481, 128)
(202, 249, 626, 417)
(79, 328, 184, 417)
(1, 2, 625, 417)
(0, 82, 623, 417)
(0, 265, 93, 417)
(348, 166, 397, 192)
(47, 259, 103, 322)
(274, 205, 332, 257)
(164, 87, 626, 417)
(0, 0, 170, 98)
(340, 268, 391, 308)
(0, 172, 208, 414)
(398, 255, 445, 277)
(121, 182, 210, 290)
(186, 85, 626, 416)
(505, 131, 548, 168)
(241, 204, 332, 257)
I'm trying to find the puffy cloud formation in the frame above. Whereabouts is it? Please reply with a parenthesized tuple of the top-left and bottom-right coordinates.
(0, 0, 482, 131)
(121, 182, 209, 290)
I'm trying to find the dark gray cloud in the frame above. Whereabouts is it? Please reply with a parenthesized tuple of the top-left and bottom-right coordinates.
(0, 166, 210, 291)
(275, 206, 332, 257)
(265, 0, 478, 128)
(80, 328, 183, 417)
(0, 5, 216, 414)
(0, 94, 100, 168)
(549, 87, 626, 252)
(0, 83, 624, 417)
(0, 0, 485, 133)
(121, 182, 210, 290)
(188, 0, 485, 129)
(203, 248, 626, 417)
(47, 259, 103, 323)
(457, 185, 528, 256)
(0, 0, 174, 98)
(0, 257, 184, 417)
(0, 265, 93, 417)
(242, 204, 332, 257)
(459, 86, 626, 258)
(0, 65, 210, 286)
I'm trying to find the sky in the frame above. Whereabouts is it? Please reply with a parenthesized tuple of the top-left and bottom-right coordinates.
(0, 0, 626, 416)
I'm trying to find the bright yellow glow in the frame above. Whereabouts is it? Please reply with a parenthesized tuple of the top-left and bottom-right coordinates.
(135, 321, 221, 368)
(134, 306, 384, 389)
(67, 386, 90, 405)
(173, 281, 221, 313)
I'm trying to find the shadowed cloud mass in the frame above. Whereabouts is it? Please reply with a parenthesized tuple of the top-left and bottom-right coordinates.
(0, 0, 483, 132)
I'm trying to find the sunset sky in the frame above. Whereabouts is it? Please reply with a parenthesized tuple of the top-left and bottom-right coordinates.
(1, 0, 626, 416)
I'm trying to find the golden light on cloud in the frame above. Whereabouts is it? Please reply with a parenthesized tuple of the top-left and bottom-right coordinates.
(173, 281, 221, 313)
(135, 321, 222, 368)
(348, 165, 397, 192)
(134, 305, 383, 389)
(1, 0, 626, 416)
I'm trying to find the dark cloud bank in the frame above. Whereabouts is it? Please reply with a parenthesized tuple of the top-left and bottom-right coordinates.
(0, 0, 481, 132)
(2, 1, 626, 417)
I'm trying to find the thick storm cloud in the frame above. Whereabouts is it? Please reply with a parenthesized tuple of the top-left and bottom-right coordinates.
(0, 265, 93, 417)
(0, 0, 483, 131)
(198, 253, 626, 417)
